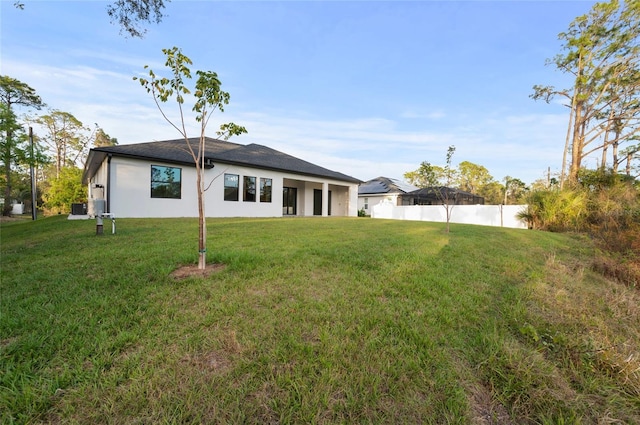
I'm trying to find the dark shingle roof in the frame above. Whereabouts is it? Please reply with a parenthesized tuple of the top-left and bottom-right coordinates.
(83, 137, 361, 184)
(358, 176, 417, 195)
(406, 186, 477, 197)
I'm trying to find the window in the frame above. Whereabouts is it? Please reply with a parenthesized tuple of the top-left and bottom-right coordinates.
(151, 165, 181, 199)
(260, 178, 272, 202)
(364, 197, 369, 210)
(244, 176, 256, 202)
(224, 174, 239, 201)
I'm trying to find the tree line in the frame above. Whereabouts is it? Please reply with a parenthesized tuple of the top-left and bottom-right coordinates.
(532, 0, 639, 187)
(0, 75, 118, 216)
(3, 0, 177, 217)
(404, 158, 530, 206)
(405, 0, 638, 202)
(403, 0, 639, 286)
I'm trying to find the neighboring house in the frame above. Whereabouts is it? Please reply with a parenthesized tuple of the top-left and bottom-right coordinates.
(357, 176, 418, 215)
(82, 138, 361, 218)
(399, 186, 484, 205)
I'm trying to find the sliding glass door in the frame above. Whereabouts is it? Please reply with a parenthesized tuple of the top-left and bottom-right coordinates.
(282, 187, 297, 215)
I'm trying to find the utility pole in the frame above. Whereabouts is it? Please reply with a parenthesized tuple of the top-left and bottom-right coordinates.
(29, 127, 37, 220)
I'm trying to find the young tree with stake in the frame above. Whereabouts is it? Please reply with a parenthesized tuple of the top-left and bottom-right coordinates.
(441, 145, 457, 233)
(135, 47, 246, 270)
(406, 146, 457, 233)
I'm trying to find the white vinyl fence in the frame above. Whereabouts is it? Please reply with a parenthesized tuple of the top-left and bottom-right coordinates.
(371, 201, 529, 229)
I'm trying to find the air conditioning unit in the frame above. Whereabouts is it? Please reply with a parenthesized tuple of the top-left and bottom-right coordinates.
(71, 203, 87, 215)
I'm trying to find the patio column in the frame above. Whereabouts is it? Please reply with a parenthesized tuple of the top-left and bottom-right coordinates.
(348, 184, 358, 216)
(322, 182, 329, 216)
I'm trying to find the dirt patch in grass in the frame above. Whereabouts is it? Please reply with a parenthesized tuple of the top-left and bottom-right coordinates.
(0, 215, 26, 223)
(468, 383, 514, 425)
(170, 263, 226, 279)
(1, 337, 17, 349)
(181, 350, 233, 374)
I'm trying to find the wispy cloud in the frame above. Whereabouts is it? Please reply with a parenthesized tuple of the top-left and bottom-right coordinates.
(5, 58, 567, 184)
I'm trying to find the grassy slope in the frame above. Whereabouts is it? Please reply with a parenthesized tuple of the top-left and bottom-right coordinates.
(1, 216, 638, 424)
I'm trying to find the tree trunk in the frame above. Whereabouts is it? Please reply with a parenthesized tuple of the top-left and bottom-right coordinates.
(612, 132, 620, 174)
(569, 102, 585, 183)
(56, 145, 63, 178)
(445, 204, 451, 234)
(560, 91, 578, 189)
(196, 162, 206, 270)
(3, 130, 13, 216)
(2, 166, 12, 216)
(602, 101, 619, 169)
(503, 186, 508, 205)
(600, 110, 613, 169)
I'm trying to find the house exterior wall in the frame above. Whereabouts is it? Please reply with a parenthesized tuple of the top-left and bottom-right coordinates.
(357, 193, 400, 215)
(88, 156, 358, 218)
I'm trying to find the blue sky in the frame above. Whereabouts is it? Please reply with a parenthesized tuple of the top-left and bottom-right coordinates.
(1, 1, 597, 184)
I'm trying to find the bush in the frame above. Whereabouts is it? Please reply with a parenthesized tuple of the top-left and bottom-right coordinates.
(521, 169, 639, 287)
(521, 170, 638, 233)
(518, 189, 589, 231)
(42, 167, 87, 214)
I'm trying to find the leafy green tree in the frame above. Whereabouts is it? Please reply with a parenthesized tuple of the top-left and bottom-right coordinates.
(405, 156, 530, 206)
(9, 169, 37, 206)
(531, 176, 560, 192)
(600, 84, 640, 173)
(478, 181, 504, 205)
(620, 143, 640, 177)
(0, 104, 26, 212)
(107, 0, 169, 37)
(532, 0, 640, 186)
(0, 75, 44, 215)
(15, 1, 169, 38)
(34, 110, 90, 178)
(42, 166, 87, 214)
(404, 162, 446, 188)
(455, 161, 494, 195)
(93, 128, 118, 147)
(135, 46, 247, 270)
(409, 146, 458, 232)
(502, 176, 529, 205)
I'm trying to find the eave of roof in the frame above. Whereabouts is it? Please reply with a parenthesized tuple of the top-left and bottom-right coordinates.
(83, 137, 362, 184)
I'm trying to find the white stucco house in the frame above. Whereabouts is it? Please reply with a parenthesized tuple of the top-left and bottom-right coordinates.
(357, 176, 418, 215)
(82, 138, 361, 218)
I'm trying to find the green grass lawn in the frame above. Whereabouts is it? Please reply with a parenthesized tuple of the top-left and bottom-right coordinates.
(1, 216, 638, 424)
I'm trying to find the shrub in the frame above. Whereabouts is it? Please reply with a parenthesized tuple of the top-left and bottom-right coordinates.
(42, 167, 87, 214)
(519, 188, 589, 232)
(522, 169, 639, 287)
